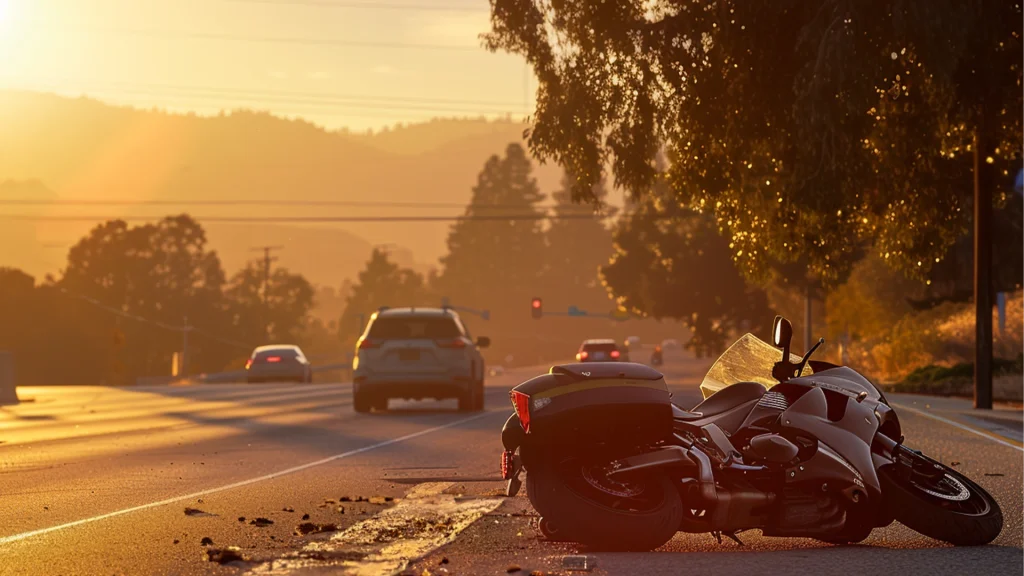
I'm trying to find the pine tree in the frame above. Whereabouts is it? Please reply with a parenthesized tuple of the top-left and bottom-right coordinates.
(436, 143, 547, 311)
(339, 249, 428, 343)
(544, 170, 616, 312)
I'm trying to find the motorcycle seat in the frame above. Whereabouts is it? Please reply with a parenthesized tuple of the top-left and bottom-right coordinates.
(672, 381, 767, 421)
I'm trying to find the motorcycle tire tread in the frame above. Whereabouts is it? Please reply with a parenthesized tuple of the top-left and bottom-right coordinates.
(526, 464, 683, 552)
(879, 464, 1003, 546)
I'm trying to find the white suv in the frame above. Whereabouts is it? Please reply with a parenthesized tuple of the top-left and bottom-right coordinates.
(352, 307, 489, 413)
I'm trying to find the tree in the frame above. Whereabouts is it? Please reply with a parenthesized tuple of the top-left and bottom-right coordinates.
(225, 263, 315, 345)
(436, 143, 547, 309)
(601, 171, 771, 356)
(58, 215, 228, 382)
(339, 248, 430, 344)
(543, 171, 616, 312)
(484, 1, 1021, 285)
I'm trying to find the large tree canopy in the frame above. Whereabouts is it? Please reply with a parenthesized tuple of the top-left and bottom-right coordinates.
(485, 0, 1022, 285)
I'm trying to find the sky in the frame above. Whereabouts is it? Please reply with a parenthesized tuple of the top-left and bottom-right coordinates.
(0, 0, 533, 131)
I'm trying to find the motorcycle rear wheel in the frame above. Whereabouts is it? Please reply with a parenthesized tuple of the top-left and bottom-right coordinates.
(526, 457, 683, 551)
(880, 451, 1003, 546)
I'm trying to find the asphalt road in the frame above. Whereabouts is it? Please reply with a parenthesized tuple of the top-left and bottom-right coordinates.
(0, 353, 1020, 576)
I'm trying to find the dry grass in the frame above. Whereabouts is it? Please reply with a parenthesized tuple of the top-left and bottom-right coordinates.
(841, 290, 1022, 383)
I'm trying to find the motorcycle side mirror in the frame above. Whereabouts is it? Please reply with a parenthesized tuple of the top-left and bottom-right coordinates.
(772, 316, 793, 359)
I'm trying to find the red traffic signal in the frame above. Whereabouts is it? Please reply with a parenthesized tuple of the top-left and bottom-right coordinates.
(531, 297, 543, 319)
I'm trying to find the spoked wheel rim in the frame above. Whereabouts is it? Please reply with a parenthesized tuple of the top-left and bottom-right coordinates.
(558, 458, 664, 513)
(898, 455, 993, 516)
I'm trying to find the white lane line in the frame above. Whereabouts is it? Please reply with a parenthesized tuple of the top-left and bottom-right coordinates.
(893, 402, 1024, 453)
(0, 411, 497, 546)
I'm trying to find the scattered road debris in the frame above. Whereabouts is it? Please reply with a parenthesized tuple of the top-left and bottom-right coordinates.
(249, 517, 274, 527)
(246, 482, 502, 575)
(294, 522, 339, 536)
(205, 546, 248, 565)
(184, 508, 213, 517)
(200, 537, 214, 546)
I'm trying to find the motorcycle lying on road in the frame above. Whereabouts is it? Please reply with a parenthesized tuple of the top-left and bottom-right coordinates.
(499, 316, 1003, 551)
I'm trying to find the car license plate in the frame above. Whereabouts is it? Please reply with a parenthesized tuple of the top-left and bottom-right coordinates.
(399, 349, 420, 361)
(592, 352, 605, 360)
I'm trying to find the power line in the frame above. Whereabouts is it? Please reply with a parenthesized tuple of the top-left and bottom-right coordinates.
(0, 199, 557, 209)
(56, 287, 255, 350)
(0, 213, 613, 223)
(10, 83, 520, 117)
(86, 27, 485, 52)
(223, 0, 488, 11)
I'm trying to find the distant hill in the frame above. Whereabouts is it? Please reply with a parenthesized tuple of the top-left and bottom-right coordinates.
(0, 91, 570, 287)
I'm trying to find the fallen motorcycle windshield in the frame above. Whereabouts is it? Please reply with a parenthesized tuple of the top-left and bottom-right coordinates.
(699, 333, 811, 396)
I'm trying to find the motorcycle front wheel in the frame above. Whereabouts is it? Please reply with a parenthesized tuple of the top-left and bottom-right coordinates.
(880, 450, 1003, 546)
(526, 457, 682, 551)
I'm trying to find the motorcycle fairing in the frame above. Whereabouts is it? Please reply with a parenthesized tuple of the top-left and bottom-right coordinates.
(779, 386, 882, 499)
(788, 366, 886, 404)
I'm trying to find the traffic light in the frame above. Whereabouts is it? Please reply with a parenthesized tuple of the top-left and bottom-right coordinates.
(531, 297, 543, 319)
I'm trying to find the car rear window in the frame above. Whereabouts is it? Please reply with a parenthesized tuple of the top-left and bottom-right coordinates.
(254, 349, 299, 360)
(368, 317, 462, 339)
(582, 342, 618, 353)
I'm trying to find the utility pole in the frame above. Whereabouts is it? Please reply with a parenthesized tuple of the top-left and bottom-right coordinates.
(181, 315, 189, 378)
(973, 126, 994, 410)
(250, 245, 283, 341)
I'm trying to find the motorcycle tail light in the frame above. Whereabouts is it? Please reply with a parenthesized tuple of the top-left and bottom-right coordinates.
(510, 390, 531, 433)
(501, 450, 515, 479)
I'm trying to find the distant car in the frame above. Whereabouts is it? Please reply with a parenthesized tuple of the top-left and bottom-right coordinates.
(661, 338, 680, 349)
(489, 366, 506, 377)
(352, 307, 489, 413)
(245, 345, 313, 383)
(625, 336, 641, 348)
(576, 339, 622, 362)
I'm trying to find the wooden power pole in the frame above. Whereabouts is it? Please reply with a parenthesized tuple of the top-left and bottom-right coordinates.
(250, 245, 283, 341)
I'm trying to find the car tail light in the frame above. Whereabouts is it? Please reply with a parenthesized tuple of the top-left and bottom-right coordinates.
(266, 356, 281, 363)
(510, 390, 531, 434)
(576, 350, 589, 361)
(501, 450, 515, 480)
(358, 338, 380, 349)
(434, 338, 467, 349)
(245, 359, 253, 369)
(610, 350, 620, 359)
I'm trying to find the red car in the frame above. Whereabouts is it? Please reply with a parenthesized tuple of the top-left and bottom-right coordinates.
(575, 339, 623, 362)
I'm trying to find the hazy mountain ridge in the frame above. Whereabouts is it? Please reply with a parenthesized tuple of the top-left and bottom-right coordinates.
(0, 91, 563, 288)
